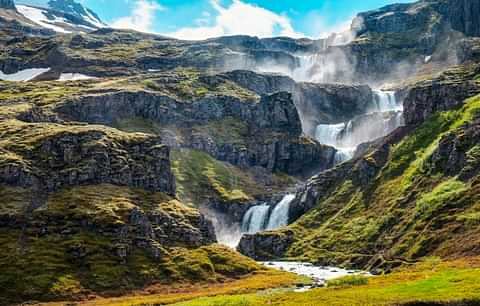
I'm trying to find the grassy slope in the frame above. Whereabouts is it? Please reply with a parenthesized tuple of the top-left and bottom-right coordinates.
(275, 94, 480, 267)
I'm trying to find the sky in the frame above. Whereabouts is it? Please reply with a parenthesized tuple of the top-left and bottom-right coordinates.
(82, 0, 415, 40)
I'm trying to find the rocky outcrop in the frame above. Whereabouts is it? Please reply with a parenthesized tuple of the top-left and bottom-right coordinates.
(293, 83, 373, 135)
(237, 229, 294, 261)
(189, 132, 336, 176)
(0, 122, 176, 196)
(403, 64, 480, 125)
(223, 70, 375, 136)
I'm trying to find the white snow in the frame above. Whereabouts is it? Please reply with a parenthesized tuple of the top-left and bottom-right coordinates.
(425, 55, 432, 63)
(17, 5, 72, 33)
(0, 68, 50, 81)
(58, 73, 94, 81)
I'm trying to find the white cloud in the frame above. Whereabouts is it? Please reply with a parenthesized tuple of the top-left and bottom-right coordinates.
(302, 10, 355, 41)
(167, 0, 305, 40)
(111, 0, 164, 33)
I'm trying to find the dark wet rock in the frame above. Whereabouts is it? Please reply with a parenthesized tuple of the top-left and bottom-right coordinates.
(237, 229, 294, 260)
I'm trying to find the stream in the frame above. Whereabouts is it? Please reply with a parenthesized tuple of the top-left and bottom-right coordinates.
(262, 262, 371, 291)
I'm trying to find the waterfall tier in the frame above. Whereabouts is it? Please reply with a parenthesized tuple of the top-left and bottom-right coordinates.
(315, 90, 404, 164)
(241, 194, 296, 235)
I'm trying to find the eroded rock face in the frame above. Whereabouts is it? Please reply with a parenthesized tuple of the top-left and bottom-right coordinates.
(55, 89, 335, 176)
(403, 65, 480, 126)
(426, 117, 480, 181)
(223, 70, 375, 136)
(0, 123, 176, 196)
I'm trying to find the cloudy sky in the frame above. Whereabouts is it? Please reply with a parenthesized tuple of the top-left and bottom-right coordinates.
(83, 0, 414, 40)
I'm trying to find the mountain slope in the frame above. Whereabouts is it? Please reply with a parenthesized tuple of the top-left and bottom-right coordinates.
(14, 0, 104, 33)
(238, 62, 480, 270)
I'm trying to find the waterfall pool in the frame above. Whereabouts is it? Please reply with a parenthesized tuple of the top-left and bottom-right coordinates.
(261, 261, 371, 291)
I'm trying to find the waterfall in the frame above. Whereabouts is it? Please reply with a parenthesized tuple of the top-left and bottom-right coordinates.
(372, 90, 402, 112)
(241, 204, 270, 234)
(241, 195, 297, 235)
(266, 194, 296, 230)
(315, 90, 404, 165)
(315, 123, 346, 147)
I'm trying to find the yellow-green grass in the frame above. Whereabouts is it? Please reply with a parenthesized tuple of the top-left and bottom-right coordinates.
(171, 257, 480, 306)
(41, 270, 305, 306)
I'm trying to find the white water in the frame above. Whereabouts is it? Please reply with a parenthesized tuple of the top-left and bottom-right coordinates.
(371, 90, 402, 112)
(241, 203, 270, 234)
(241, 194, 297, 235)
(0, 68, 50, 81)
(262, 262, 371, 289)
(315, 90, 404, 164)
(266, 194, 296, 230)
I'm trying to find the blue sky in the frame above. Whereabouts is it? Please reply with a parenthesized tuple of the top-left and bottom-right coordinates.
(83, 0, 415, 39)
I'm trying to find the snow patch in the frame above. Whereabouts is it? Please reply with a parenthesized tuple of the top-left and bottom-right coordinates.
(0, 68, 50, 81)
(17, 5, 72, 33)
(58, 73, 94, 81)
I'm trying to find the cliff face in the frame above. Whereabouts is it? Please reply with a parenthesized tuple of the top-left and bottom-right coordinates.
(54, 72, 335, 176)
(0, 121, 176, 195)
(433, 0, 480, 37)
(403, 63, 480, 125)
(222, 70, 375, 136)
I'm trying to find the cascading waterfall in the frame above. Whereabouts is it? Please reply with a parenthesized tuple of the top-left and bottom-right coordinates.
(371, 90, 402, 112)
(241, 194, 296, 234)
(241, 204, 270, 234)
(266, 194, 296, 230)
(315, 90, 404, 164)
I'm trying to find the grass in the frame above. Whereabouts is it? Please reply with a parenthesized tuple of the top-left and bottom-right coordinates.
(0, 183, 269, 304)
(42, 270, 304, 306)
(168, 258, 480, 306)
